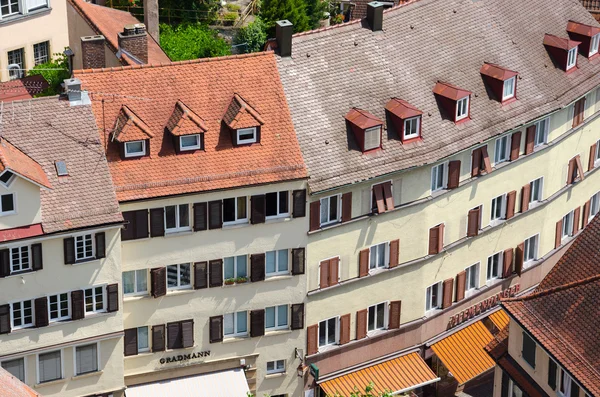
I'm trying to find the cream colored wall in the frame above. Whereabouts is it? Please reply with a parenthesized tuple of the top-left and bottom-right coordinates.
(0, 0, 69, 82)
(121, 180, 308, 397)
(0, 176, 41, 229)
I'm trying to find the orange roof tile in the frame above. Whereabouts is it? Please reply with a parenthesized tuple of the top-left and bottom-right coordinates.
(345, 108, 383, 129)
(112, 105, 154, 142)
(75, 52, 307, 201)
(0, 367, 40, 397)
(385, 98, 423, 120)
(166, 100, 208, 136)
(480, 63, 518, 81)
(0, 138, 51, 189)
(543, 33, 581, 50)
(223, 94, 265, 129)
(433, 81, 472, 101)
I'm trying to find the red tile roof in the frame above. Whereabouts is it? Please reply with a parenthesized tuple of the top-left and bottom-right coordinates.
(0, 138, 52, 189)
(166, 100, 208, 136)
(433, 81, 472, 101)
(345, 108, 382, 129)
(222, 94, 265, 130)
(543, 33, 581, 50)
(385, 98, 422, 119)
(0, 224, 44, 243)
(0, 366, 40, 397)
(480, 63, 518, 81)
(75, 52, 307, 202)
(112, 105, 154, 142)
(0, 75, 49, 102)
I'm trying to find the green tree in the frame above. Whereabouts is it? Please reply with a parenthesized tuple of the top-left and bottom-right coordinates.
(259, 0, 310, 35)
(233, 17, 268, 53)
(159, 23, 230, 60)
(28, 52, 71, 97)
(305, 0, 327, 29)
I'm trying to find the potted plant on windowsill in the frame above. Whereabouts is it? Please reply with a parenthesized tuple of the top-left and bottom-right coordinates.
(224, 278, 236, 285)
(235, 277, 248, 284)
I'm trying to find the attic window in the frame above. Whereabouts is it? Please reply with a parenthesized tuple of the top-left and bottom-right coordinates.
(345, 108, 383, 153)
(237, 127, 257, 145)
(364, 127, 381, 151)
(433, 82, 472, 124)
(567, 47, 578, 70)
(543, 34, 581, 72)
(503, 77, 516, 100)
(566, 21, 600, 58)
(385, 98, 423, 143)
(180, 135, 201, 151)
(223, 94, 264, 146)
(456, 97, 469, 121)
(0, 170, 14, 186)
(125, 140, 145, 157)
(55, 161, 68, 176)
(404, 117, 420, 140)
(591, 33, 600, 56)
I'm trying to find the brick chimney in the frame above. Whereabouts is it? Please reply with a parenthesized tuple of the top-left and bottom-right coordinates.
(80, 35, 106, 69)
(143, 0, 160, 43)
(118, 24, 148, 64)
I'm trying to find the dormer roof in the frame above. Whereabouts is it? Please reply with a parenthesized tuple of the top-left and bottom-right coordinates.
(112, 105, 154, 142)
(566, 20, 600, 37)
(385, 98, 422, 119)
(432, 81, 471, 101)
(223, 94, 265, 130)
(345, 108, 382, 129)
(0, 138, 52, 189)
(480, 63, 518, 81)
(543, 33, 581, 50)
(166, 100, 208, 136)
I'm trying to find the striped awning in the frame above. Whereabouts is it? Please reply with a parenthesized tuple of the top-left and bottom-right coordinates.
(489, 309, 510, 329)
(430, 321, 495, 385)
(319, 352, 439, 396)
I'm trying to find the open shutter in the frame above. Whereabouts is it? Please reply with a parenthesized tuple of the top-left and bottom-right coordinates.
(506, 191, 517, 220)
(194, 262, 208, 289)
(515, 243, 524, 276)
(437, 224, 445, 252)
(341, 192, 352, 222)
(521, 183, 530, 213)
(329, 257, 339, 286)
(250, 195, 266, 224)
(35, 297, 48, 328)
(555, 219, 563, 249)
(193, 203, 208, 231)
(573, 97, 585, 127)
(575, 155, 585, 181)
(309, 201, 320, 232)
(356, 309, 367, 340)
(0, 249, 9, 277)
(250, 309, 265, 337)
(583, 200, 591, 228)
(182, 320, 194, 348)
(481, 146, 492, 174)
(307, 324, 318, 355)
(503, 248, 514, 278)
(373, 184, 385, 213)
(388, 301, 401, 329)
(0, 305, 10, 334)
(567, 158, 576, 185)
(135, 210, 149, 239)
(589, 143, 597, 171)
(339, 313, 351, 345)
(95, 232, 106, 259)
(389, 239, 399, 268)
(208, 200, 223, 230)
(149, 208, 165, 237)
(471, 148, 482, 177)
(209, 316, 223, 343)
(291, 303, 304, 330)
(167, 322, 182, 350)
(250, 253, 265, 282)
(510, 131, 521, 161)
(573, 206, 581, 234)
(64, 237, 75, 264)
(71, 290, 85, 320)
(151, 267, 166, 297)
(107, 284, 119, 312)
(467, 207, 480, 237)
(383, 182, 394, 210)
(292, 189, 306, 218)
(31, 243, 43, 271)
(525, 125, 536, 155)
(358, 249, 369, 277)
(209, 260, 223, 287)
(319, 260, 330, 289)
(447, 160, 461, 189)
(152, 324, 165, 352)
(291, 248, 305, 275)
(455, 271, 466, 302)
(429, 224, 443, 255)
(124, 328, 138, 356)
(442, 278, 453, 309)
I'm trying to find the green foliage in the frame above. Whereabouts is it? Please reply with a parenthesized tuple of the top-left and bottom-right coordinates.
(28, 51, 71, 97)
(159, 23, 230, 60)
(223, 11, 238, 21)
(225, 3, 241, 11)
(305, 0, 328, 29)
(259, 0, 310, 35)
(331, 13, 344, 25)
(233, 17, 268, 53)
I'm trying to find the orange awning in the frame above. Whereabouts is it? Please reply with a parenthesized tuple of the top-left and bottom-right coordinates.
(430, 321, 495, 385)
(489, 309, 510, 330)
(319, 352, 439, 396)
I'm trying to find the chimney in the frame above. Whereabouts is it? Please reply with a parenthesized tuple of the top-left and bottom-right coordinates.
(143, 0, 160, 43)
(366, 1, 384, 31)
(276, 20, 293, 57)
(63, 78, 89, 106)
(118, 23, 148, 64)
(80, 35, 106, 69)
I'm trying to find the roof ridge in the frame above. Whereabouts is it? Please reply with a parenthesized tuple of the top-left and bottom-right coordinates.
(504, 273, 600, 303)
(0, 94, 61, 106)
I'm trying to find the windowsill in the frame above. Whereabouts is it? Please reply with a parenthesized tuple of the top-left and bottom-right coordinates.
(265, 215, 291, 224)
(489, 219, 506, 228)
(523, 259, 538, 269)
(11, 312, 112, 335)
(430, 188, 447, 199)
(368, 267, 387, 276)
(367, 328, 387, 337)
(223, 221, 249, 229)
(165, 344, 197, 352)
(166, 288, 194, 296)
(73, 258, 100, 266)
(72, 370, 103, 380)
(528, 201, 542, 210)
(125, 351, 153, 359)
(486, 278, 501, 287)
(264, 329, 292, 337)
(222, 335, 250, 343)
(319, 220, 340, 229)
(424, 308, 441, 318)
(317, 344, 338, 353)
(465, 288, 479, 299)
(123, 293, 151, 302)
(264, 372, 286, 379)
(0, 211, 16, 217)
(34, 378, 67, 388)
(223, 281, 249, 287)
(4, 269, 36, 279)
(164, 229, 193, 238)
(264, 274, 292, 282)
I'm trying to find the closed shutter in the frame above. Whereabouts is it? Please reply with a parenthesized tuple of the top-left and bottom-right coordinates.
(291, 248, 305, 275)
(250, 254, 265, 282)
(383, 182, 394, 210)
(356, 309, 367, 340)
(447, 160, 461, 189)
(135, 209, 149, 239)
(250, 309, 265, 337)
(0, 305, 10, 334)
(575, 155, 585, 181)
(339, 313, 350, 345)
(31, 243, 43, 271)
(548, 358, 557, 390)
(429, 224, 443, 255)
(291, 303, 304, 330)
(506, 190, 517, 219)
(122, 211, 136, 241)
(307, 324, 318, 355)
(467, 207, 480, 237)
(124, 328, 138, 356)
(437, 224, 444, 252)
(501, 370, 509, 397)
(209, 259, 223, 287)
(151, 267, 167, 297)
(64, 237, 76, 264)
(573, 206, 581, 234)
(167, 322, 182, 350)
(0, 249, 9, 277)
(503, 248, 514, 278)
(515, 243, 524, 276)
(455, 271, 466, 302)
(319, 260, 330, 289)
(389, 239, 399, 268)
(182, 320, 194, 348)
(149, 208, 165, 237)
(525, 125, 536, 155)
(208, 201, 223, 230)
(71, 290, 85, 320)
(590, 143, 598, 171)
(567, 157, 576, 185)
(373, 184, 385, 213)
(250, 195, 266, 224)
(309, 201, 320, 232)
(573, 97, 585, 127)
(442, 278, 453, 309)
(510, 131, 521, 161)
(95, 232, 106, 259)
(481, 146, 492, 174)
(341, 192, 352, 222)
(358, 249, 369, 277)
(571, 383, 580, 397)
(329, 257, 339, 286)
(555, 219, 563, 249)
(107, 284, 119, 312)
(194, 262, 208, 289)
(292, 189, 306, 218)
(152, 324, 165, 352)
(521, 183, 530, 213)
(471, 148, 482, 177)
(388, 300, 401, 329)
(193, 203, 208, 231)
(35, 297, 48, 328)
(583, 200, 591, 228)
(209, 316, 223, 343)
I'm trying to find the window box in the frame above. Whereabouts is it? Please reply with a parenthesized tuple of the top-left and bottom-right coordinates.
(235, 276, 247, 284)
(224, 278, 236, 286)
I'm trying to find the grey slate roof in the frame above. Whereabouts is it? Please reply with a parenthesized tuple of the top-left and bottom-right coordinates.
(277, 0, 600, 193)
(0, 96, 122, 234)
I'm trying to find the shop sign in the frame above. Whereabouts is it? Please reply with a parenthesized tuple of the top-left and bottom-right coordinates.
(159, 351, 211, 364)
(447, 284, 520, 329)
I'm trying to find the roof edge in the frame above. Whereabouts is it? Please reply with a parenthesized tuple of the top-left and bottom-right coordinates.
(503, 273, 600, 303)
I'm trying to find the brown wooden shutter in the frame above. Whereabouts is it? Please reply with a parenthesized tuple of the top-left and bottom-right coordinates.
(291, 248, 305, 275)
(307, 324, 318, 355)
(209, 316, 223, 343)
(31, 243, 43, 271)
(250, 253, 265, 282)
(383, 181, 394, 210)
(319, 260, 330, 289)
(209, 259, 223, 287)
(481, 146, 492, 174)
(135, 209, 149, 239)
(388, 301, 401, 329)
(0, 305, 10, 334)
(250, 309, 265, 337)
(152, 324, 166, 352)
(309, 201, 320, 232)
(107, 283, 119, 312)
(329, 257, 339, 286)
(182, 319, 194, 348)
(447, 160, 461, 189)
(356, 309, 368, 340)
(64, 237, 75, 264)
(467, 208, 480, 237)
(341, 192, 352, 222)
(515, 243, 524, 276)
(291, 303, 304, 330)
(555, 219, 563, 249)
(292, 189, 306, 218)
(373, 184, 385, 214)
(455, 271, 466, 302)
(429, 224, 444, 255)
(71, 290, 85, 320)
(35, 297, 48, 328)
(575, 155, 585, 181)
(151, 267, 167, 297)
(521, 183, 530, 213)
(437, 224, 445, 252)
(503, 248, 514, 278)
(124, 328, 138, 356)
(573, 206, 581, 234)
(471, 148, 482, 177)
(149, 208, 165, 237)
(122, 211, 136, 241)
(573, 97, 585, 127)
(389, 239, 399, 268)
(250, 195, 266, 224)
(442, 278, 453, 309)
(194, 262, 208, 289)
(525, 125, 536, 155)
(589, 143, 598, 171)
(0, 249, 9, 277)
(510, 131, 522, 161)
(339, 314, 351, 345)
(567, 157, 576, 185)
(167, 322, 182, 349)
(95, 232, 106, 259)
(193, 202, 208, 231)
(583, 200, 591, 228)
(506, 191, 517, 220)
(359, 249, 369, 277)
(208, 200, 223, 230)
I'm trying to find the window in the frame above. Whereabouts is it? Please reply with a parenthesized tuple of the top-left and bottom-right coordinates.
(223, 197, 247, 224)
(137, 326, 149, 352)
(84, 286, 105, 313)
(10, 245, 30, 273)
(224, 311, 248, 337)
(595, 139, 600, 164)
(266, 191, 289, 218)
(318, 317, 338, 347)
(431, 163, 446, 192)
(165, 204, 190, 232)
(38, 350, 62, 383)
(122, 269, 147, 295)
(75, 344, 98, 375)
(0, 193, 15, 214)
(494, 135, 510, 164)
(75, 234, 94, 261)
(465, 263, 479, 292)
(367, 302, 387, 332)
(426, 282, 442, 312)
(0, 170, 14, 186)
(11, 300, 33, 329)
(266, 360, 285, 375)
(591, 33, 600, 56)
(320, 195, 340, 226)
(7, 48, 23, 80)
(48, 293, 69, 321)
(265, 249, 288, 276)
(522, 331, 536, 368)
(33, 41, 49, 65)
(166, 263, 191, 289)
(124, 140, 145, 157)
(224, 255, 247, 281)
(265, 304, 288, 331)
(558, 368, 575, 397)
(524, 235, 538, 263)
(403, 117, 420, 140)
(1, 358, 24, 382)
(562, 211, 574, 239)
(456, 96, 469, 121)
(237, 127, 257, 144)
(507, 379, 524, 397)
(590, 192, 600, 219)
(490, 194, 506, 222)
(567, 47, 577, 70)
(503, 77, 516, 100)
(534, 118, 549, 147)
(487, 252, 502, 281)
(1, 0, 19, 17)
(369, 242, 389, 270)
(180, 134, 200, 151)
(530, 177, 543, 204)
(364, 126, 381, 151)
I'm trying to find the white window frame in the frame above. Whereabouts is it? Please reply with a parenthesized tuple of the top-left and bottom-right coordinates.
(237, 127, 257, 144)
(265, 191, 290, 219)
(465, 263, 480, 293)
(367, 301, 388, 333)
(0, 170, 15, 187)
(124, 140, 145, 157)
(368, 241, 389, 271)
(33, 41, 49, 65)
(317, 316, 339, 348)
(502, 77, 516, 100)
(567, 47, 578, 70)
(179, 134, 201, 151)
(590, 191, 600, 220)
(266, 359, 285, 375)
(430, 162, 447, 193)
(264, 304, 289, 331)
(84, 285, 106, 314)
(363, 126, 381, 151)
(222, 196, 248, 225)
(223, 255, 247, 281)
(265, 249, 289, 277)
(75, 233, 94, 261)
(456, 96, 469, 121)
(319, 194, 341, 226)
(122, 269, 147, 296)
(507, 378, 524, 397)
(486, 252, 503, 281)
(490, 193, 507, 225)
(223, 311, 248, 338)
(10, 299, 33, 329)
(166, 263, 192, 290)
(137, 326, 150, 352)
(403, 117, 420, 140)
(10, 245, 31, 273)
(558, 367, 573, 397)
(7, 48, 24, 80)
(73, 342, 100, 376)
(524, 234, 539, 264)
(562, 211, 574, 240)
(595, 139, 600, 166)
(164, 203, 191, 232)
(0, 193, 16, 215)
(1, 357, 26, 383)
(48, 292, 70, 322)
(1, 0, 20, 18)
(425, 281, 442, 312)
(591, 33, 600, 57)
(36, 349, 63, 384)
(534, 117, 549, 147)
(529, 177, 544, 205)
(494, 135, 510, 164)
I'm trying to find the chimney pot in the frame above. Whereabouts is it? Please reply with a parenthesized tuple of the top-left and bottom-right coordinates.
(276, 20, 293, 57)
(118, 24, 148, 64)
(366, 1, 384, 32)
(64, 78, 82, 103)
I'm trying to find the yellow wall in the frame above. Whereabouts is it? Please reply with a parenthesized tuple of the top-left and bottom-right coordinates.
(0, 176, 41, 229)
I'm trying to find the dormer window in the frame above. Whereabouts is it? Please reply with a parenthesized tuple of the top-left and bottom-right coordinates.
(433, 82, 472, 124)
(112, 105, 154, 160)
(480, 63, 519, 104)
(237, 127, 257, 145)
(567, 21, 600, 58)
(456, 97, 469, 121)
(125, 140, 146, 157)
(403, 117, 420, 140)
(167, 101, 207, 153)
(223, 94, 264, 147)
(591, 33, 600, 56)
(0, 170, 14, 186)
(364, 126, 381, 151)
(567, 47, 578, 70)
(345, 108, 383, 153)
(180, 134, 201, 151)
(503, 77, 516, 100)
(543, 34, 581, 72)
(385, 98, 423, 143)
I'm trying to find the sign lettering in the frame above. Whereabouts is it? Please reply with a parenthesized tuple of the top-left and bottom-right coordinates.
(159, 351, 211, 365)
(447, 284, 520, 329)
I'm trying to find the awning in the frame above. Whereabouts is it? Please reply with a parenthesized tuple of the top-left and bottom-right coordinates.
(489, 309, 510, 329)
(125, 368, 250, 397)
(319, 352, 439, 396)
(430, 321, 495, 385)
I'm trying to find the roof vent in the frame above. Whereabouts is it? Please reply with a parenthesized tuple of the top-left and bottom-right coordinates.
(63, 78, 90, 106)
(566, 20, 600, 58)
(366, 2, 384, 32)
(55, 160, 68, 176)
(276, 20, 293, 57)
